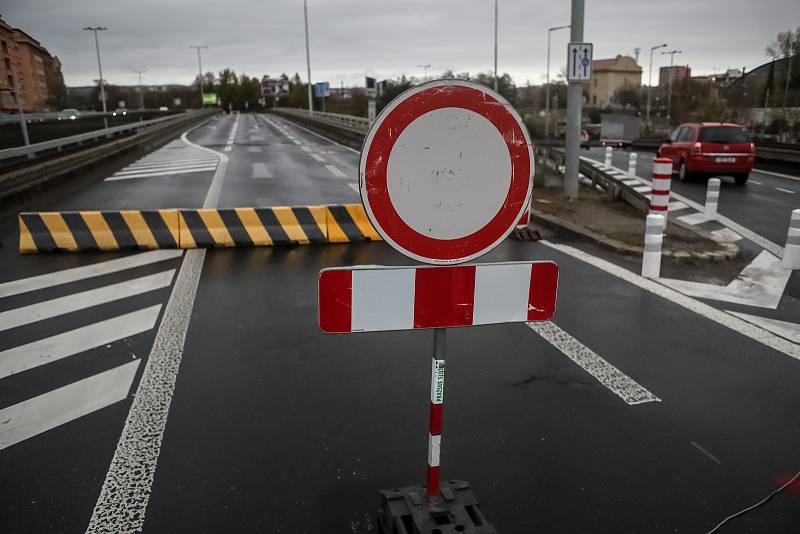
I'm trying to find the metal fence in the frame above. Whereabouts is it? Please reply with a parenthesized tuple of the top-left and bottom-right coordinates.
(275, 108, 370, 134)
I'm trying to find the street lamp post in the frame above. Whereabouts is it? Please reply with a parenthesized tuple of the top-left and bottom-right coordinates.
(303, 0, 313, 115)
(417, 64, 431, 82)
(133, 70, 146, 110)
(190, 45, 207, 108)
(661, 49, 682, 121)
(83, 26, 108, 128)
(545, 24, 570, 139)
(493, 0, 499, 92)
(646, 43, 667, 133)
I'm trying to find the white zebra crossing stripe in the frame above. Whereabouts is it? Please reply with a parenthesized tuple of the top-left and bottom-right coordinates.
(111, 163, 217, 176)
(0, 270, 175, 333)
(121, 160, 218, 171)
(0, 305, 161, 379)
(0, 360, 141, 451)
(325, 164, 347, 178)
(677, 212, 708, 225)
(106, 167, 217, 181)
(0, 250, 182, 298)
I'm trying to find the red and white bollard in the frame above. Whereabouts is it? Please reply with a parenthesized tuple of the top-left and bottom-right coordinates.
(650, 158, 673, 232)
(642, 214, 664, 278)
(427, 328, 446, 498)
(604, 145, 613, 167)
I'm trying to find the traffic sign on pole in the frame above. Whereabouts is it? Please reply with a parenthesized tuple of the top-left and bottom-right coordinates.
(567, 42, 593, 82)
(359, 79, 533, 265)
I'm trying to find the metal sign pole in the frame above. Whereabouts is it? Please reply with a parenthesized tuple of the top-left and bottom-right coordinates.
(426, 328, 446, 498)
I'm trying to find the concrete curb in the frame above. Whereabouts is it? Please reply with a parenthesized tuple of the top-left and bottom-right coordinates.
(532, 209, 739, 262)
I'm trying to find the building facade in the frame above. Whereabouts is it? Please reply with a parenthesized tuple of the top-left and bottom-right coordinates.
(0, 16, 65, 113)
(587, 55, 642, 108)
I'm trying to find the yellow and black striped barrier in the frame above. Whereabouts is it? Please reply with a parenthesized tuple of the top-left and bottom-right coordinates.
(18, 204, 381, 253)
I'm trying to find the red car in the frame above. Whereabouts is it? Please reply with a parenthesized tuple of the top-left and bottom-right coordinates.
(657, 122, 755, 184)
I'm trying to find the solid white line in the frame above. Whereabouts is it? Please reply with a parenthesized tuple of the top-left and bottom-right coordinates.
(0, 270, 174, 333)
(528, 321, 660, 405)
(0, 250, 182, 298)
(0, 360, 141, 451)
(541, 241, 800, 361)
(86, 123, 229, 533)
(754, 168, 800, 182)
(727, 311, 800, 344)
(0, 305, 161, 379)
(325, 164, 347, 178)
(775, 187, 795, 194)
(310, 153, 326, 162)
(690, 440, 722, 464)
(105, 167, 216, 181)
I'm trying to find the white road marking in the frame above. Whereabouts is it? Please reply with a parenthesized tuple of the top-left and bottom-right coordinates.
(690, 441, 722, 464)
(633, 185, 651, 193)
(661, 251, 790, 309)
(111, 163, 217, 177)
(754, 168, 800, 182)
(676, 212, 709, 225)
(325, 164, 347, 178)
(0, 305, 161, 379)
(542, 241, 800, 361)
(251, 162, 273, 179)
(300, 145, 312, 152)
(348, 182, 360, 194)
(246, 146, 262, 153)
(123, 158, 218, 169)
(223, 146, 232, 152)
(106, 166, 217, 181)
(711, 228, 743, 243)
(0, 360, 141, 451)
(265, 114, 360, 154)
(0, 250, 182, 298)
(0, 270, 175, 333)
(292, 139, 302, 145)
(775, 187, 795, 194)
(86, 124, 230, 532)
(668, 201, 689, 212)
(749, 180, 764, 185)
(528, 321, 660, 405)
(310, 153, 326, 162)
(727, 311, 800, 344)
(249, 135, 265, 142)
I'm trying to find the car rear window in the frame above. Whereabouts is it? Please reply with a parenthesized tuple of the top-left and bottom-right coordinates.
(698, 127, 750, 144)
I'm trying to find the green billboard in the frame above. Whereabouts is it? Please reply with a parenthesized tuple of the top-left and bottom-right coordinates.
(202, 93, 217, 105)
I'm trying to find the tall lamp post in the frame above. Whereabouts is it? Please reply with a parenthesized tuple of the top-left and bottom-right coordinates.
(417, 64, 431, 82)
(190, 45, 207, 108)
(303, 0, 313, 114)
(493, 0, 499, 91)
(133, 69, 146, 110)
(646, 43, 667, 133)
(661, 49, 682, 121)
(545, 24, 570, 139)
(83, 26, 108, 128)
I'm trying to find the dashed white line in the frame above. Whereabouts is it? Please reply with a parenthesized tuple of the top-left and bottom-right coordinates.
(754, 168, 800, 182)
(310, 153, 326, 162)
(528, 321, 660, 405)
(300, 145, 312, 152)
(750, 180, 764, 185)
(325, 164, 347, 178)
(775, 187, 795, 194)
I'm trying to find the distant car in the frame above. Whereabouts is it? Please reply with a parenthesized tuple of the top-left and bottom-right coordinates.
(112, 108, 127, 116)
(600, 138, 629, 149)
(57, 108, 80, 120)
(657, 122, 754, 185)
(581, 129, 590, 149)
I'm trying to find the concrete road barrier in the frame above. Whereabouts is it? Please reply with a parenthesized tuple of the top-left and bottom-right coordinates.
(18, 204, 381, 253)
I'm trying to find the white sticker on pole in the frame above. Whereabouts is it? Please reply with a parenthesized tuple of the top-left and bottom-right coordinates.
(431, 359, 445, 404)
(567, 43, 593, 82)
(359, 79, 533, 265)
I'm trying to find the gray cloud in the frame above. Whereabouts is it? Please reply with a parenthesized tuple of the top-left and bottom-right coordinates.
(4, 0, 797, 87)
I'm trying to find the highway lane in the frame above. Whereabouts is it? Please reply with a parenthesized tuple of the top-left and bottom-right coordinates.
(1, 114, 799, 532)
(583, 146, 799, 246)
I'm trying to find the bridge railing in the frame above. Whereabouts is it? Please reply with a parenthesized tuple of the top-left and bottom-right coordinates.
(274, 108, 370, 134)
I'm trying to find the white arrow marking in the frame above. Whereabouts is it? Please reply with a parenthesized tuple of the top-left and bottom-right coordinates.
(660, 251, 790, 309)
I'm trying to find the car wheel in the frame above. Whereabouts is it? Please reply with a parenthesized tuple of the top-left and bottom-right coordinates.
(678, 161, 691, 182)
(733, 173, 749, 185)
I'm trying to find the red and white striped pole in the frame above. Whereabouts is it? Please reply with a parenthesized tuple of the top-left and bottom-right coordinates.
(650, 157, 672, 232)
(427, 328, 446, 498)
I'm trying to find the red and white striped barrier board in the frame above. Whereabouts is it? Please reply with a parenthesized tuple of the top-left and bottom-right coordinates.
(650, 158, 672, 213)
(318, 261, 558, 333)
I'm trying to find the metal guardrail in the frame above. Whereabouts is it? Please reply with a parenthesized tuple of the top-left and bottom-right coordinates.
(0, 112, 199, 163)
(275, 108, 370, 134)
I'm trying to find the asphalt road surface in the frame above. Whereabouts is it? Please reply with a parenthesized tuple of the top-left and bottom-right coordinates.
(1, 114, 799, 533)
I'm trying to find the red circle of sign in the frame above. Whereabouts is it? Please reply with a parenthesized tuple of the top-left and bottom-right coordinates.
(363, 83, 531, 263)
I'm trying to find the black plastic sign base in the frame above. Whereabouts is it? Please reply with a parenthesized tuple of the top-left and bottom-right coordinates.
(377, 480, 498, 534)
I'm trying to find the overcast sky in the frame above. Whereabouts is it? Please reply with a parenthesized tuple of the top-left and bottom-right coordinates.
(4, 0, 798, 88)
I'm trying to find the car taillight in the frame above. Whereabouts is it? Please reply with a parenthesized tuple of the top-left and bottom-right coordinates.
(749, 142, 755, 153)
(691, 142, 702, 156)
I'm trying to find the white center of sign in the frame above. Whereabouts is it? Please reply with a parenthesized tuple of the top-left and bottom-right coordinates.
(386, 107, 512, 240)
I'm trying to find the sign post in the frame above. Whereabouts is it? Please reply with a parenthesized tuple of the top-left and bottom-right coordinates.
(319, 79, 558, 532)
(564, 0, 589, 200)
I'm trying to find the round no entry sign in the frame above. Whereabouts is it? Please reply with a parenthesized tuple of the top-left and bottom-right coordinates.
(359, 79, 533, 265)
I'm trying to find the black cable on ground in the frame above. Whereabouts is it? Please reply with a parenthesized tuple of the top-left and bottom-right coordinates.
(706, 470, 800, 533)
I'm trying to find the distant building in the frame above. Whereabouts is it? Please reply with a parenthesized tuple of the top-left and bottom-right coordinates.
(0, 16, 66, 113)
(659, 65, 691, 87)
(587, 55, 642, 108)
